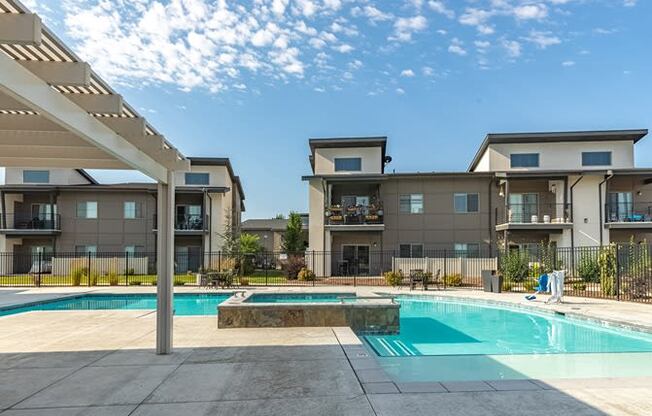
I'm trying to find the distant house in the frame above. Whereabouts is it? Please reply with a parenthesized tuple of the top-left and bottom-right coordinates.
(241, 214, 309, 252)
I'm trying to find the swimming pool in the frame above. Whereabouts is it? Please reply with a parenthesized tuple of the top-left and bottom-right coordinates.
(244, 293, 357, 303)
(0, 293, 232, 317)
(365, 296, 652, 381)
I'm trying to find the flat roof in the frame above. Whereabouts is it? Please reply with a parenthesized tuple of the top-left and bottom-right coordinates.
(308, 136, 387, 173)
(188, 157, 245, 201)
(468, 129, 648, 171)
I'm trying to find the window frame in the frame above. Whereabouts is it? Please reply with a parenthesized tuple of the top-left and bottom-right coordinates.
(510, 153, 540, 168)
(399, 243, 424, 258)
(454, 243, 481, 258)
(454, 193, 480, 213)
(22, 170, 50, 184)
(184, 172, 210, 185)
(75, 245, 97, 255)
(582, 151, 612, 167)
(399, 193, 424, 214)
(76, 201, 98, 219)
(334, 157, 362, 172)
(123, 201, 141, 219)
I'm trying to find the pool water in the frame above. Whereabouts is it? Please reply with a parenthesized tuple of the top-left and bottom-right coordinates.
(0, 293, 232, 317)
(365, 297, 652, 357)
(245, 293, 356, 303)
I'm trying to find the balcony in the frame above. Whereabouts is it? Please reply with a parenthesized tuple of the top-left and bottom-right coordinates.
(496, 203, 572, 231)
(0, 212, 61, 235)
(325, 203, 384, 231)
(153, 214, 209, 234)
(605, 202, 652, 229)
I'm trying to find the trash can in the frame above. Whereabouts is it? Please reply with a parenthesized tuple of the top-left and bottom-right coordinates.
(481, 270, 494, 292)
(491, 274, 503, 293)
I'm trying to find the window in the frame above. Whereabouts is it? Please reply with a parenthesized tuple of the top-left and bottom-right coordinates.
(399, 244, 424, 258)
(582, 151, 611, 166)
(454, 243, 480, 258)
(334, 157, 362, 172)
(399, 194, 424, 214)
(124, 245, 144, 255)
(123, 201, 141, 219)
(23, 170, 49, 183)
(510, 153, 539, 168)
(185, 172, 210, 185)
(76, 201, 98, 219)
(75, 245, 97, 254)
(454, 193, 479, 213)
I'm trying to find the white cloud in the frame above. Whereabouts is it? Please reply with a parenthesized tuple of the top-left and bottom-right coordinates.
(428, 1, 454, 19)
(502, 40, 522, 57)
(334, 43, 354, 53)
(523, 30, 561, 48)
(395, 87, 405, 95)
(561, 60, 575, 66)
(459, 8, 492, 26)
(422, 66, 434, 76)
(474, 40, 491, 49)
(323, 0, 342, 11)
(623, 0, 636, 6)
(448, 38, 467, 56)
(400, 69, 415, 77)
(513, 4, 548, 20)
(390, 15, 428, 42)
(351, 5, 393, 23)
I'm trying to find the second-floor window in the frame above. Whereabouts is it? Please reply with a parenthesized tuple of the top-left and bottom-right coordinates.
(400, 194, 424, 214)
(124, 245, 144, 255)
(185, 172, 210, 185)
(334, 157, 362, 172)
(76, 201, 98, 219)
(510, 153, 539, 168)
(75, 245, 97, 254)
(400, 244, 424, 258)
(454, 193, 479, 213)
(23, 170, 49, 184)
(123, 201, 142, 219)
(582, 151, 612, 166)
(454, 243, 480, 258)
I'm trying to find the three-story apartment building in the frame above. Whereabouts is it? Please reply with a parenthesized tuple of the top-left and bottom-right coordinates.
(0, 158, 244, 274)
(303, 130, 651, 276)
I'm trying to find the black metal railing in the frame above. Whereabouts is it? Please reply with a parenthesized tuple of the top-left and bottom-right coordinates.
(498, 203, 571, 224)
(153, 214, 208, 231)
(0, 212, 61, 231)
(325, 204, 384, 225)
(605, 202, 652, 223)
(1, 245, 650, 303)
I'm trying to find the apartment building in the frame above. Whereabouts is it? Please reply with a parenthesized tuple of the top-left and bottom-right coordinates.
(0, 158, 244, 273)
(240, 214, 309, 252)
(303, 130, 651, 276)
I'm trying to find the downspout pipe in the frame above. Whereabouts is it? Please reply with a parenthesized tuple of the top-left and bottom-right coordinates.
(569, 176, 584, 251)
(598, 171, 614, 246)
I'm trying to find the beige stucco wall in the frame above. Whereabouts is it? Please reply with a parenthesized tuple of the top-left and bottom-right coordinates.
(4, 168, 91, 185)
(314, 147, 383, 175)
(308, 178, 325, 251)
(474, 141, 634, 172)
(569, 174, 607, 247)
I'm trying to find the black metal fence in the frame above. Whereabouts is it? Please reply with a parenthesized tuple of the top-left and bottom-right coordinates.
(0, 245, 650, 303)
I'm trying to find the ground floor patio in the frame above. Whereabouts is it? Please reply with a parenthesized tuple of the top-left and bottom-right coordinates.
(1, 287, 652, 415)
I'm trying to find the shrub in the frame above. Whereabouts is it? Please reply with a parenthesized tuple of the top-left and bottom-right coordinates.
(572, 282, 587, 291)
(89, 271, 99, 286)
(128, 280, 142, 286)
(70, 266, 86, 286)
(500, 250, 529, 282)
(239, 277, 249, 286)
(384, 271, 403, 287)
(598, 245, 617, 296)
(443, 273, 463, 287)
(127, 268, 135, 276)
(297, 267, 316, 281)
(107, 272, 120, 286)
(239, 255, 255, 276)
(502, 280, 513, 291)
(173, 279, 185, 286)
(578, 254, 600, 283)
(150, 280, 157, 286)
(284, 255, 305, 280)
(523, 279, 537, 292)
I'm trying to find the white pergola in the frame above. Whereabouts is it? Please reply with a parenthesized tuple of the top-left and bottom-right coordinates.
(0, 0, 190, 353)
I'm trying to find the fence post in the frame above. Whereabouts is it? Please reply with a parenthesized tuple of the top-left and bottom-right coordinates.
(443, 250, 448, 290)
(124, 251, 129, 286)
(218, 251, 221, 272)
(264, 251, 268, 286)
(37, 250, 42, 288)
(615, 244, 621, 301)
(312, 251, 316, 287)
(87, 250, 92, 287)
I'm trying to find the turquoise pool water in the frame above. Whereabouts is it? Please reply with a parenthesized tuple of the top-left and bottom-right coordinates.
(245, 293, 356, 303)
(365, 297, 652, 357)
(0, 293, 232, 317)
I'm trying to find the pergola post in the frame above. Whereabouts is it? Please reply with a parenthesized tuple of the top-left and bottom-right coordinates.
(156, 170, 175, 354)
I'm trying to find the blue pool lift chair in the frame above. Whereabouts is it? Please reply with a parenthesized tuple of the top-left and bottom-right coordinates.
(525, 274, 549, 301)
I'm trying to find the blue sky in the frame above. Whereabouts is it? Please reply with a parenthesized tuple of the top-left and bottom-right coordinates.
(23, 0, 652, 219)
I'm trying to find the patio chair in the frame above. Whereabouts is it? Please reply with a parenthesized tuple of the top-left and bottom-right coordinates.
(428, 269, 442, 291)
(409, 269, 424, 291)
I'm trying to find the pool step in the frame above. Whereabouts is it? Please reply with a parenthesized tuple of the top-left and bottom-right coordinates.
(368, 337, 417, 357)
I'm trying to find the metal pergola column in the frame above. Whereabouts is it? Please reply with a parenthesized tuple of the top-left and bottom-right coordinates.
(156, 171, 176, 354)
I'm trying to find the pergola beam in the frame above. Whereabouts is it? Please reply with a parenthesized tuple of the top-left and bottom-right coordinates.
(97, 116, 146, 137)
(0, 114, 65, 131)
(18, 61, 91, 87)
(64, 93, 124, 114)
(0, 157, 129, 169)
(0, 52, 169, 182)
(0, 144, 117, 160)
(0, 14, 42, 45)
(0, 130, 92, 147)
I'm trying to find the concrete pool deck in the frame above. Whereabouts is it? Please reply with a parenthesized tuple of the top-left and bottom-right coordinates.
(1, 286, 652, 415)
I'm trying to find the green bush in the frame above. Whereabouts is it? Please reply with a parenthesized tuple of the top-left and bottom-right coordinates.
(500, 250, 529, 282)
(150, 280, 157, 286)
(107, 272, 120, 286)
(578, 254, 600, 283)
(502, 280, 513, 291)
(523, 279, 537, 291)
(384, 271, 403, 287)
(284, 255, 305, 280)
(572, 282, 587, 291)
(297, 267, 316, 281)
(598, 245, 617, 296)
(70, 266, 87, 286)
(89, 272, 99, 286)
(128, 280, 142, 286)
(173, 279, 186, 286)
(443, 273, 463, 287)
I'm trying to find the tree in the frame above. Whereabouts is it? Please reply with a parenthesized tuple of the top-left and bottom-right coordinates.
(219, 210, 239, 256)
(274, 213, 286, 219)
(239, 233, 262, 254)
(282, 212, 304, 253)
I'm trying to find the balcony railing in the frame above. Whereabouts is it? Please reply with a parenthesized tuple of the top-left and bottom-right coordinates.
(153, 214, 208, 231)
(325, 204, 384, 226)
(0, 212, 61, 231)
(605, 202, 652, 223)
(498, 203, 572, 225)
